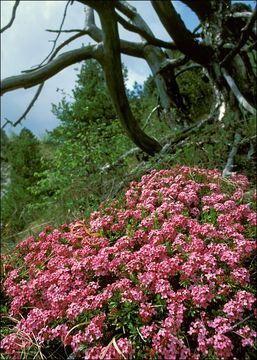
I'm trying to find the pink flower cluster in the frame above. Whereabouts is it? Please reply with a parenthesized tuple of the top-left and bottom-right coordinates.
(1, 165, 256, 359)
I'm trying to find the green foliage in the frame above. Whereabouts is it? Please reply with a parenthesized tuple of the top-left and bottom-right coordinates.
(1, 60, 255, 254)
(1, 128, 9, 160)
(176, 67, 213, 120)
(29, 61, 134, 221)
(1, 129, 44, 242)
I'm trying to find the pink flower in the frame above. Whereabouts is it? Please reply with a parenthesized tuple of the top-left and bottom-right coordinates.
(210, 333, 234, 358)
(140, 324, 158, 339)
(139, 303, 157, 323)
(207, 316, 232, 334)
(154, 279, 172, 299)
(190, 285, 214, 309)
(188, 319, 209, 355)
(231, 267, 250, 286)
(223, 291, 256, 321)
(1, 165, 256, 359)
(235, 326, 257, 347)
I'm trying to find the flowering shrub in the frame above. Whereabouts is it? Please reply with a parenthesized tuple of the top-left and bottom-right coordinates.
(1, 166, 256, 359)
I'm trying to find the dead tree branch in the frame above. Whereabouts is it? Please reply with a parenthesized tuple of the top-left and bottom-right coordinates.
(2, 83, 44, 128)
(4, 30, 92, 126)
(83, 5, 103, 42)
(152, 0, 213, 66)
(232, 12, 252, 19)
(221, 8, 257, 65)
(221, 67, 256, 114)
(115, 1, 176, 49)
(46, 28, 84, 33)
(222, 133, 241, 177)
(142, 105, 161, 130)
(85, 0, 161, 155)
(99, 148, 140, 173)
(0, 0, 20, 33)
(22, 31, 90, 73)
(1, 44, 104, 95)
(37, 1, 71, 67)
(114, 1, 185, 117)
(175, 64, 202, 78)
(0, 38, 146, 95)
(115, 12, 176, 49)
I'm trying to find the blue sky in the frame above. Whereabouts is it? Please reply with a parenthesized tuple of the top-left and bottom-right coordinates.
(1, 0, 256, 138)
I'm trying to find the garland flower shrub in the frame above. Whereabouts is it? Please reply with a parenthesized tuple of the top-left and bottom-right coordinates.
(1, 166, 256, 360)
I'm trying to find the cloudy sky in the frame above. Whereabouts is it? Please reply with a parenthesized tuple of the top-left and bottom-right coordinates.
(0, 0, 255, 137)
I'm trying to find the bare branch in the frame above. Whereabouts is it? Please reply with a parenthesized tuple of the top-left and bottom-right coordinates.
(175, 64, 202, 78)
(46, 28, 84, 33)
(37, 1, 71, 66)
(2, 83, 44, 128)
(1, 119, 13, 129)
(0, 0, 20, 33)
(115, 11, 176, 49)
(232, 12, 253, 19)
(83, 5, 103, 42)
(115, 1, 136, 20)
(1, 44, 104, 95)
(114, 1, 183, 114)
(84, 4, 95, 27)
(6, 30, 92, 125)
(221, 8, 257, 65)
(151, 0, 213, 66)
(222, 133, 241, 177)
(221, 67, 256, 114)
(2, 4, 102, 125)
(22, 31, 89, 73)
(115, 0, 176, 49)
(142, 105, 161, 130)
(158, 56, 188, 73)
(1, 38, 145, 94)
(100, 148, 140, 173)
(193, 24, 202, 34)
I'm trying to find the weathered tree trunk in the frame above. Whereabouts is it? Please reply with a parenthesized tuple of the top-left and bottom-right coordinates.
(1, 0, 256, 156)
(186, 0, 256, 118)
(115, 1, 189, 128)
(86, 1, 162, 155)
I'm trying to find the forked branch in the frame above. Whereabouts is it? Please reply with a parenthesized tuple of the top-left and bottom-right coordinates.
(36, 1, 71, 67)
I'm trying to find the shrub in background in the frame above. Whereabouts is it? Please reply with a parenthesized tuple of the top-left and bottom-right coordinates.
(1, 129, 44, 239)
